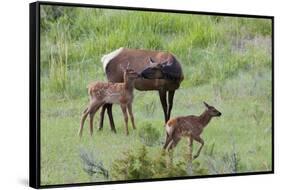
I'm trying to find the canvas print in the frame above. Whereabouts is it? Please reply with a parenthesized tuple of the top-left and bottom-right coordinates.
(33, 2, 273, 187)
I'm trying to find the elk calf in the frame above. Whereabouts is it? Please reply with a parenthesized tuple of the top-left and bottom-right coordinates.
(163, 102, 222, 160)
(78, 68, 140, 137)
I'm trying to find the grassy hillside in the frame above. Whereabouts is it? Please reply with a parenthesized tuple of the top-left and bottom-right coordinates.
(40, 5, 272, 185)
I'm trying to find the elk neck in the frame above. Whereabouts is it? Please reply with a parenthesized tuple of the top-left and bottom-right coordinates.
(198, 110, 213, 127)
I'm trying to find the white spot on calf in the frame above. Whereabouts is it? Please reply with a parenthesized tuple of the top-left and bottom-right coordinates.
(101, 47, 124, 71)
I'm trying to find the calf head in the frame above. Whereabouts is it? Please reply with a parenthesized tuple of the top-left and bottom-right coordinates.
(123, 68, 141, 85)
(121, 62, 141, 81)
(125, 68, 140, 80)
(203, 101, 222, 117)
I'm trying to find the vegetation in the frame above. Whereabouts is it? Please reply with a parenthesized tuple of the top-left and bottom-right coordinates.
(138, 122, 161, 146)
(111, 146, 187, 180)
(40, 5, 272, 185)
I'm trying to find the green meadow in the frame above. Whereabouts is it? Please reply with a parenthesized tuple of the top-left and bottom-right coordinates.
(40, 5, 272, 185)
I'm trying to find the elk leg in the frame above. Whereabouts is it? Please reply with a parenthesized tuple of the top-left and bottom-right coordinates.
(89, 103, 103, 136)
(78, 108, 90, 138)
(166, 137, 180, 165)
(120, 104, 129, 136)
(98, 104, 107, 131)
(166, 139, 174, 151)
(127, 103, 136, 129)
(78, 101, 97, 137)
(167, 90, 175, 120)
(163, 133, 172, 149)
(159, 90, 168, 122)
(107, 104, 117, 133)
(166, 139, 174, 165)
(193, 136, 204, 160)
(167, 137, 180, 151)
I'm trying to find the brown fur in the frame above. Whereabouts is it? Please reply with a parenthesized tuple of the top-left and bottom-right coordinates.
(105, 48, 183, 89)
(163, 102, 222, 160)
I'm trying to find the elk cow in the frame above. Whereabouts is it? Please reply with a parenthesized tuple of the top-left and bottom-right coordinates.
(163, 102, 222, 160)
(100, 47, 184, 132)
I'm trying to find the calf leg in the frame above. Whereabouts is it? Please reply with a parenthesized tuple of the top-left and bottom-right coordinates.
(163, 133, 172, 149)
(127, 103, 136, 129)
(89, 103, 103, 136)
(193, 136, 204, 160)
(78, 101, 96, 137)
(166, 137, 180, 166)
(120, 104, 129, 135)
(166, 137, 180, 151)
(78, 108, 90, 138)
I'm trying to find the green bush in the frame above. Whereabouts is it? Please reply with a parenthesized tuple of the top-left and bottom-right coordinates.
(111, 146, 154, 180)
(110, 146, 210, 180)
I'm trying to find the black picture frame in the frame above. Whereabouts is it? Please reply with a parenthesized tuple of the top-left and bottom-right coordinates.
(30, 1, 274, 189)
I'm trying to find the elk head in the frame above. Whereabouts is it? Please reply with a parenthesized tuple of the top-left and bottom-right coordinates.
(203, 101, 222, 117)
(140, 57, 170, 79)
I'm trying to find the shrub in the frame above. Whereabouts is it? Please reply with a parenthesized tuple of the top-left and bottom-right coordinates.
(111, 146, 154, 180)
(111, 146, 210, 180)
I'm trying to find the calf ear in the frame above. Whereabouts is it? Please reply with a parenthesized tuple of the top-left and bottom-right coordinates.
(203, 101, 210, 108)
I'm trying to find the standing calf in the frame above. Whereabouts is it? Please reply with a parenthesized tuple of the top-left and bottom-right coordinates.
(78, 68, 140, 137)
(163, 102, 222, 160)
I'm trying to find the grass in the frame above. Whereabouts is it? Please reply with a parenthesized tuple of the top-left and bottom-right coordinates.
(40, 5, 272, 185)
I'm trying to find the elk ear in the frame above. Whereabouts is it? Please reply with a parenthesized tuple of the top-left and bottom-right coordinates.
(203, 101, 210, 108)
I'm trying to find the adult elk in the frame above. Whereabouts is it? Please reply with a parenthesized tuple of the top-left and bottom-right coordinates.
(100, 47, 184, 132)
